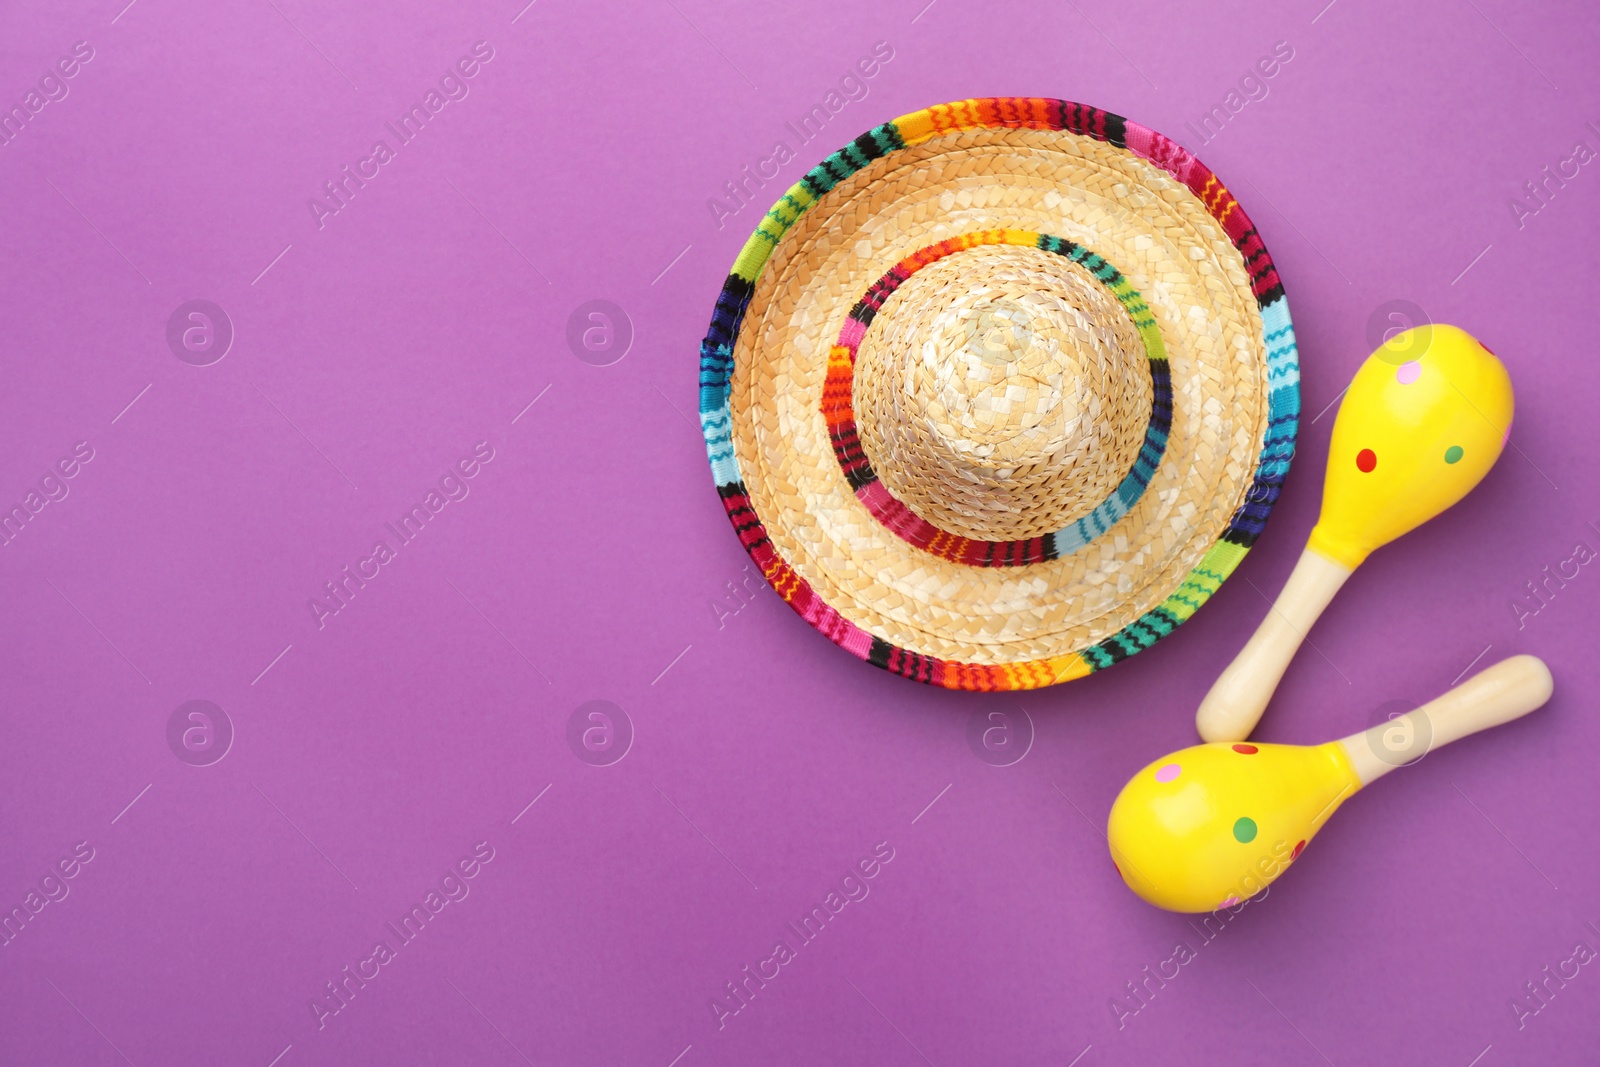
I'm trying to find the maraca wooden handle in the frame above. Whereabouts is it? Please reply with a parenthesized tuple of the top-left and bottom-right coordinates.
(1195, 547, 1353, 742)
(1338, 655, 1553, 785)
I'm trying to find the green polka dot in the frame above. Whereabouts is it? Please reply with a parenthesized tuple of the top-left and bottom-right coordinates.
(1445, 445, 1464, 464)
(1233, 817, 1258, 843)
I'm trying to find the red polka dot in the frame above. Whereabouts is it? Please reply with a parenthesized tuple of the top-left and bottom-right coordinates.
(1232, 743, 1258, 754)
(1291, 840, 1306, 860)
(1112, 860, 1122, 877)
(1356, 448, 1377, 473)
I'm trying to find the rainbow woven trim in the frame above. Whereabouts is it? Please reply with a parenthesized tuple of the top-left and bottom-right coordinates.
(821, 229, 1171, 567)
(699, 98, 1300, 691)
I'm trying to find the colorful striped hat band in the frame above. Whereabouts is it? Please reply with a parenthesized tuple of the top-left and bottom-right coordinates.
(700, 99, 1300, 690)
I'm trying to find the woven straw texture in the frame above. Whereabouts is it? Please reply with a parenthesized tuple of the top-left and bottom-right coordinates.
(699, 99, 1300, 690)
(855, 242, 1154, 543)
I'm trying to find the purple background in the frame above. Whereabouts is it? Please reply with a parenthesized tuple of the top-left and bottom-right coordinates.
(2, 0, 1598, 1064)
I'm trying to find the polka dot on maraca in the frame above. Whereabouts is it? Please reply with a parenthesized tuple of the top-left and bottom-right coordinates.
(1232, 743, 1258, 754)
(1291, 840, 1306, 860)
(1233, 817, 1258, 843)
(1219, 895, 1241, 908)
(1155, 763, 1181, 782)
(1356, 448, 1377, 473)
(1396, 361, 1422, 384)
(1445, 445, 1464, 464)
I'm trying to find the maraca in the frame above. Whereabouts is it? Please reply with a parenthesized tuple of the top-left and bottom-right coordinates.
(1196, 323, 1514, 743)
(1110, 655, 1551, 913)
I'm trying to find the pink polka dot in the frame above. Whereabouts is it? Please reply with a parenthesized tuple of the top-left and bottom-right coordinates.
(1219, 895, 1241, 908)
(1396, 361, 1422, 384)
(1155, 763, 1181, 782)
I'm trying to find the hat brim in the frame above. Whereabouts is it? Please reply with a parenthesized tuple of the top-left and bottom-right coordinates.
(699, 99, 1299, 690)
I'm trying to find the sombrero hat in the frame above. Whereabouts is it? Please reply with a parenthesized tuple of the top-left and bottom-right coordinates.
(698, 98, 1298, 690)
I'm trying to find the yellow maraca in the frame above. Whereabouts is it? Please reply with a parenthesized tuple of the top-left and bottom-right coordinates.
(1196, 323, 1514, 742)
(1111, 656, 1551, 912)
